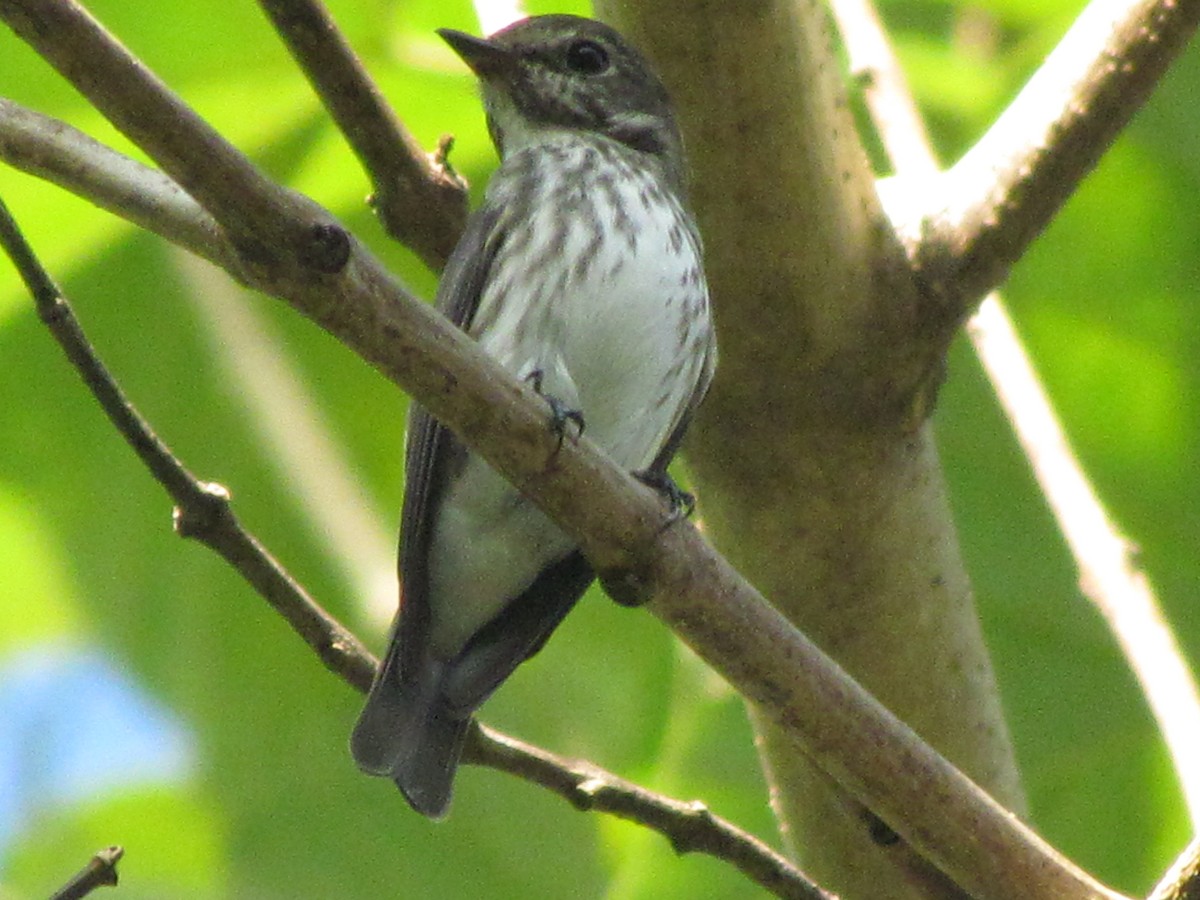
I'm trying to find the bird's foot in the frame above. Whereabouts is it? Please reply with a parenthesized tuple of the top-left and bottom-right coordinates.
(526, 369, 584, 450)
(633, 470, 695, 525)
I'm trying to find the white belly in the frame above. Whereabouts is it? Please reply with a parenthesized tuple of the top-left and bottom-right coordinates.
(425, 136, 713, 658)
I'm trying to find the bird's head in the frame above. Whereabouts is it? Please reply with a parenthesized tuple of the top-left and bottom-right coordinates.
(439, 15, 686, 188)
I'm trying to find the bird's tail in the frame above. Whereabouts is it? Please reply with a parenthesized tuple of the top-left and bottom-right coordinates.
(350, 649, 470, 819)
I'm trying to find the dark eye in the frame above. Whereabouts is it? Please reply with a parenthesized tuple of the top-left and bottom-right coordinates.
(565, 40, 610, 74)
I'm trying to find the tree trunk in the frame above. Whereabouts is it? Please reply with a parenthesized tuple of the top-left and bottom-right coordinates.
(596, 2, 1027, 895)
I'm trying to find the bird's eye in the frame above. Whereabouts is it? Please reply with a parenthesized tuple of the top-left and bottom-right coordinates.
(565, 40, 610, 75)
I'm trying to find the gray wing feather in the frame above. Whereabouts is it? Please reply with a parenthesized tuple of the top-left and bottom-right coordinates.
(350, 204, 505, 817)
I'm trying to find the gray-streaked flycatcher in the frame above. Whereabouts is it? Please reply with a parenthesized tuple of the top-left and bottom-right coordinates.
(351, 13, 716, 818)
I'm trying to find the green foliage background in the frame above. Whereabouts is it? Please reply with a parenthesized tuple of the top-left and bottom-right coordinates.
(0, 0, 1196, 896)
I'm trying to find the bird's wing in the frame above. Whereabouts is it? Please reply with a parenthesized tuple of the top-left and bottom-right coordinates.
(350, 201, 508, 800)
(649, 225, 717, 475)
(396, 202, 506, 666)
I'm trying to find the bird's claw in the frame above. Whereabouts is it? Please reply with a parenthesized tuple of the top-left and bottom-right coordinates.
(526, 368, 585, 450)
(633, 470, 695, 525)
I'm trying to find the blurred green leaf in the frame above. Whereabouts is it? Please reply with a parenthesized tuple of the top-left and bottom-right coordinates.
(0, 488, 80, 652)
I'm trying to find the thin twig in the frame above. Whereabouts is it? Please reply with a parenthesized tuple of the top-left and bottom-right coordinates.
(838, 0, 936, 179)
(968, 304, 1200, 832)
(905, 0, 1200, 323)
(174, 250, 396, 623)
(49, 846, 124, 900)
(0, 99, 228, 266)
(469, 723, 831, 900)
(256, 0, 467, 270)
(0, 4, 1132, 896)
(832, 0, 1200, 834)
(0, 196, 827, 900)
(0, 0, 358, 284)
(0, 194, 375, 694)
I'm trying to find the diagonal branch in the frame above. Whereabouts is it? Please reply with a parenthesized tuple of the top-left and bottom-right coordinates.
(0, 0, 329, 264)
(0, 98, 228, 266)
(0, 194, 376, 693)
(833, 0, 936, 179)
(0, 195, 828, 900)
(834, 0, 1200, 835)
(899, 0, 1200, 325)
(255, 0, 466, 270)
(967, 303, 1200, 835)
(0, 2, 1133, 897)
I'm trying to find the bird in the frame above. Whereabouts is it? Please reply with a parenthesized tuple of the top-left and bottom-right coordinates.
(350, 13, 716, 818)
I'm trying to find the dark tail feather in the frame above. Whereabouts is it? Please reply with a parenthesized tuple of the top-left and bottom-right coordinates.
(350, 651, 469, 819)
(392, 710, 471, 819)
(350, 646, 420, 776)
(351, 553, 594, 817)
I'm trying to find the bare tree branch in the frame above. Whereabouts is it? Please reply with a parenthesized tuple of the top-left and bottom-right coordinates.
(48, 846, 123, 900)
(834, 0, 937, 179)
(0, 98, 228, 266)
(255, 0, 467, 270)
(0, 1, 335, 268)
(967, 303, 1200, 832)
(0, 195, 376, 692)
(904, 0, 1200, 325)
(0, 194, 828, 900)
(834, 0, 1200, 833)
(469, 724, 831, 900)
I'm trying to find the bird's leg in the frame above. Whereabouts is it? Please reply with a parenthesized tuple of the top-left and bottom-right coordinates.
(525, 368, 585, 450)
(633, 469, 695, 524)
(599, 472, 693, 608)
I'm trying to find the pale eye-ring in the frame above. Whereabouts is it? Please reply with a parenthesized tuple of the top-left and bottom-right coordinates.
(565, 40, 610, 75)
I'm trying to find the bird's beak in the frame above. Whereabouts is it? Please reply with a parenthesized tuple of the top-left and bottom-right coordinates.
(437, 29, 518, 80)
